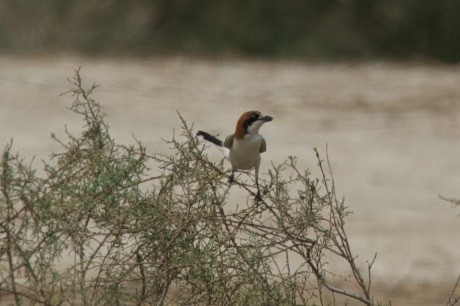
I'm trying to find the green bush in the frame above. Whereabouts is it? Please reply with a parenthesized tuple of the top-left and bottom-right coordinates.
(0, 70, 383, 305)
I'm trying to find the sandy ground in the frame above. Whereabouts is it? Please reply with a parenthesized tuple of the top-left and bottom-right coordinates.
(1, 56, 460, 304)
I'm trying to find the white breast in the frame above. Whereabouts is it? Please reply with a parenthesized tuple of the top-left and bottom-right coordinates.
(229, 135, 263, 170)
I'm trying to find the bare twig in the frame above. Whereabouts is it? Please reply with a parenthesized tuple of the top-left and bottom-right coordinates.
(439, 194, 460, 206)
(447, 274, 460, 306)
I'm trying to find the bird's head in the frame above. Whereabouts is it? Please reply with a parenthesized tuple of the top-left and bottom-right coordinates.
(235, 111, 273, 138)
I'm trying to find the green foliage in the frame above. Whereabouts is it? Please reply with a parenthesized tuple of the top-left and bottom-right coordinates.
(0, 69, 382, 305)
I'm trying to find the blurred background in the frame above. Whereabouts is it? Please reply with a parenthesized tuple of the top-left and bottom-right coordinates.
(1, 0, 460, 61)
(1, 1, 460, 305)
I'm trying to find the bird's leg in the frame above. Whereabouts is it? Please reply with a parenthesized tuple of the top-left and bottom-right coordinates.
(228, 171, 235, 184)
(254, 165, 263, 203)
(255, 179, 262, 202)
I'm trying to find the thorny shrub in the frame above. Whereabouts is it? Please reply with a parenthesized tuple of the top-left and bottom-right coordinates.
(0, 69, 386, 305)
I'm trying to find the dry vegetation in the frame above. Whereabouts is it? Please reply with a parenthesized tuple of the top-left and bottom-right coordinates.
(0, 69, 392, 305)
(1, 58, 459, 305)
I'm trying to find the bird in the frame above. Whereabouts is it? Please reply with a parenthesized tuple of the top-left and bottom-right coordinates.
(197, 111, 273, 201)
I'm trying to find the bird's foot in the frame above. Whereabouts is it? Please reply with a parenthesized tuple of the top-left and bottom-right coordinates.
(255, 191, 262, 202)
(253, 192, 267, 214)
(228, 173, 235, 184)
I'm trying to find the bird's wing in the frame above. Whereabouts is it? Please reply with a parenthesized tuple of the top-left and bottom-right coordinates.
(224, 134, 234, 149)
(260, 138, 267, 153)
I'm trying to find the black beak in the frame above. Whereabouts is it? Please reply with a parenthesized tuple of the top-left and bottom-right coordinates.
(262, 115, 273, 122)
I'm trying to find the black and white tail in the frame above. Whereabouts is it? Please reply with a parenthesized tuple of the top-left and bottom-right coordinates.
(197, 131, 230, 159)
(197, 131, 223, 146)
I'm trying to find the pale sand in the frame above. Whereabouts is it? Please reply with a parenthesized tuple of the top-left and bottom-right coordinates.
(1, 56, 459, 304)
